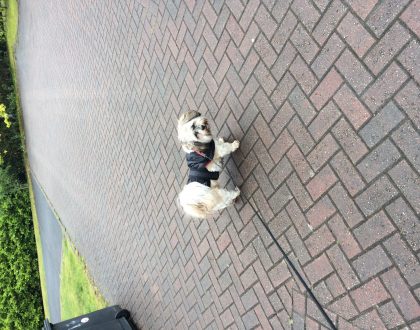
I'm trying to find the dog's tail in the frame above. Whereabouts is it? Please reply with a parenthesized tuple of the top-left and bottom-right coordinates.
(179, 182, 213, 218)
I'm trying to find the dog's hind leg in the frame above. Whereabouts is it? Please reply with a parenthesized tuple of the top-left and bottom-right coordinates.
(212, 187, 240, 211)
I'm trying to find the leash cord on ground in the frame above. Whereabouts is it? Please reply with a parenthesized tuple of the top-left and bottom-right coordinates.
(199, 151, 337, 329)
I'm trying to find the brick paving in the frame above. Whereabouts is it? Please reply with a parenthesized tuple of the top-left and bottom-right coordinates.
(17, 0, 419, 329)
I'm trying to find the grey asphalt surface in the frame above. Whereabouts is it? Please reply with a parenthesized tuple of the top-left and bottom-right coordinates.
(32, 176, 62, 323)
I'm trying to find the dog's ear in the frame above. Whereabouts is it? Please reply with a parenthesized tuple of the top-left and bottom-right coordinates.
(178, 111, 201, 125)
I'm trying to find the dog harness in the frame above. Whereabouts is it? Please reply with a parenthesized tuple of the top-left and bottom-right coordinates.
(186, 140, 219, 187)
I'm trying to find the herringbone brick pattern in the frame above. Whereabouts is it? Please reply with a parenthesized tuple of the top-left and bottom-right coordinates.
(17, 0, 419, 329)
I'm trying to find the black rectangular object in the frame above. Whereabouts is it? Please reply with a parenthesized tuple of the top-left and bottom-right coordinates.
(42, 305, 136, 330)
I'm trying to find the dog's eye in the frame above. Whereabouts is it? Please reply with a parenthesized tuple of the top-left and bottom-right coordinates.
(192, 123, 196, 130)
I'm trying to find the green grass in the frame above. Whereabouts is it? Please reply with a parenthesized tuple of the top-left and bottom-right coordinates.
(60, 237, 108, 320)
(5, 0, 18, 74)
(4, 0, 50, 319)
(27, 175, 50, 320)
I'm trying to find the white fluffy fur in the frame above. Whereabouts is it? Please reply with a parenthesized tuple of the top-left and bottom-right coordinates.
(178, 111, 240, 218)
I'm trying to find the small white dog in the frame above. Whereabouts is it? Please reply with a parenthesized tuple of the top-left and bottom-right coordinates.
(177, 110, 240, 218)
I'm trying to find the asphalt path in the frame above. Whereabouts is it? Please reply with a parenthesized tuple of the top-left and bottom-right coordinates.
(32, 176, 62, 323)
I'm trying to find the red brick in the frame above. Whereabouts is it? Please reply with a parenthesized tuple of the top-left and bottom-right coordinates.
(269, 156, 293, 188)
(378, 301, 405, 329)
(386, 198, 420, 251)
(328, 214, 361, 258)
(392, 121, 420, 173)
(287, 139, 313, 177)
(291, 23, 319, 63)
(288, 85, 317, 125)
(239, 150, 259, 178)
(335, 49, 373, 94)
(353, 310, 386, 329)
(254, 3, 277, 39)
(353, 246, 392, 281)
(226, 15, 244, 47)
(253, 115, 275, 147)
(270, 100, 295, 136)
(254, 304, 272, 329)
(333, 84, 371, 130)
(289, 55, 318, 94)
(351, 278, 390, 312)
(239, 21, 259, 57)
(254, 61, 277, 95)
(327, 245, 360, 289)
(268, 183, 293, 213)
(254, 33, 277, 67)
(395, 80, 420, 129)
(271, 10, 297, 53)
(337, 12, 375, 57)
(286, 200, 312, 239)
(269, 129, 294, 163)
(287, 172, 313, 211)
(254, 89, 276, 122)
(286, 226, 312, 264)
(356, 176, 398, 217)
(305, 224, 335, 257)
(306, 165, 337, 201)
(239, 0, 260, 30)
(312, 0, 347, 45)
(389, 160, 420, 214)
(398, 40, 420, 85)
(332, 118, 368, 163)
(224, 0, 244, 19)
(272, 41, 297, 82)
(313, 281, 334, 305)
(384, 234, 420, 286)
(310, 68, 343, 110)
(329, 184, 363, 228)
(268, 261, 291, 288)
(381, 268, 420, 321)
(309, 101, 341, 141)
(271, 72, 296, 108)
(307, 134, 340, 172)
(330, 151, 365, 197)
(365, 22, 411, 75)
(328, 295, 359, 320)
(363, 63, 408, 113)
(306, 195, 336, 230)
(217, 230, 231, 253)
(354, 211, 395, 249)
(239, 49, 258, 82)
(293, 290, 306, 316)
(357, 139, 401, 183)
(304, 253, 334, 284)
(311, 33, 344, 79)
(252, 189, 275, 221)
(288, 116, 315, 155)
(325, 273, 346, 298)
(367, 0, 410, 37)
(291, 0, 320, 31)
(346, 0, 378, 19)
(401, 0, 420, 37)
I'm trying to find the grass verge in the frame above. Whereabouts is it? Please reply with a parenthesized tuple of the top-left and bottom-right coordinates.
(5, 0, 49, 319)
(5, 0, 18, 74)
(27, 176, 50, 319)
(60, 236, 108, 320)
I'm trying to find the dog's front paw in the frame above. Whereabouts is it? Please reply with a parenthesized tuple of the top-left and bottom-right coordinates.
(231, 140, 240, 152)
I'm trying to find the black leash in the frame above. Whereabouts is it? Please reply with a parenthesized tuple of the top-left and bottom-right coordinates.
(197, 148, 337, 330)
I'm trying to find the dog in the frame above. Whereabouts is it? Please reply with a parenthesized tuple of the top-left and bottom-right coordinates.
(177, 110, 240, 218)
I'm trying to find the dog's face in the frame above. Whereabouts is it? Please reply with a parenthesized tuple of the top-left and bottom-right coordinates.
(178, 111, 212, 148)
